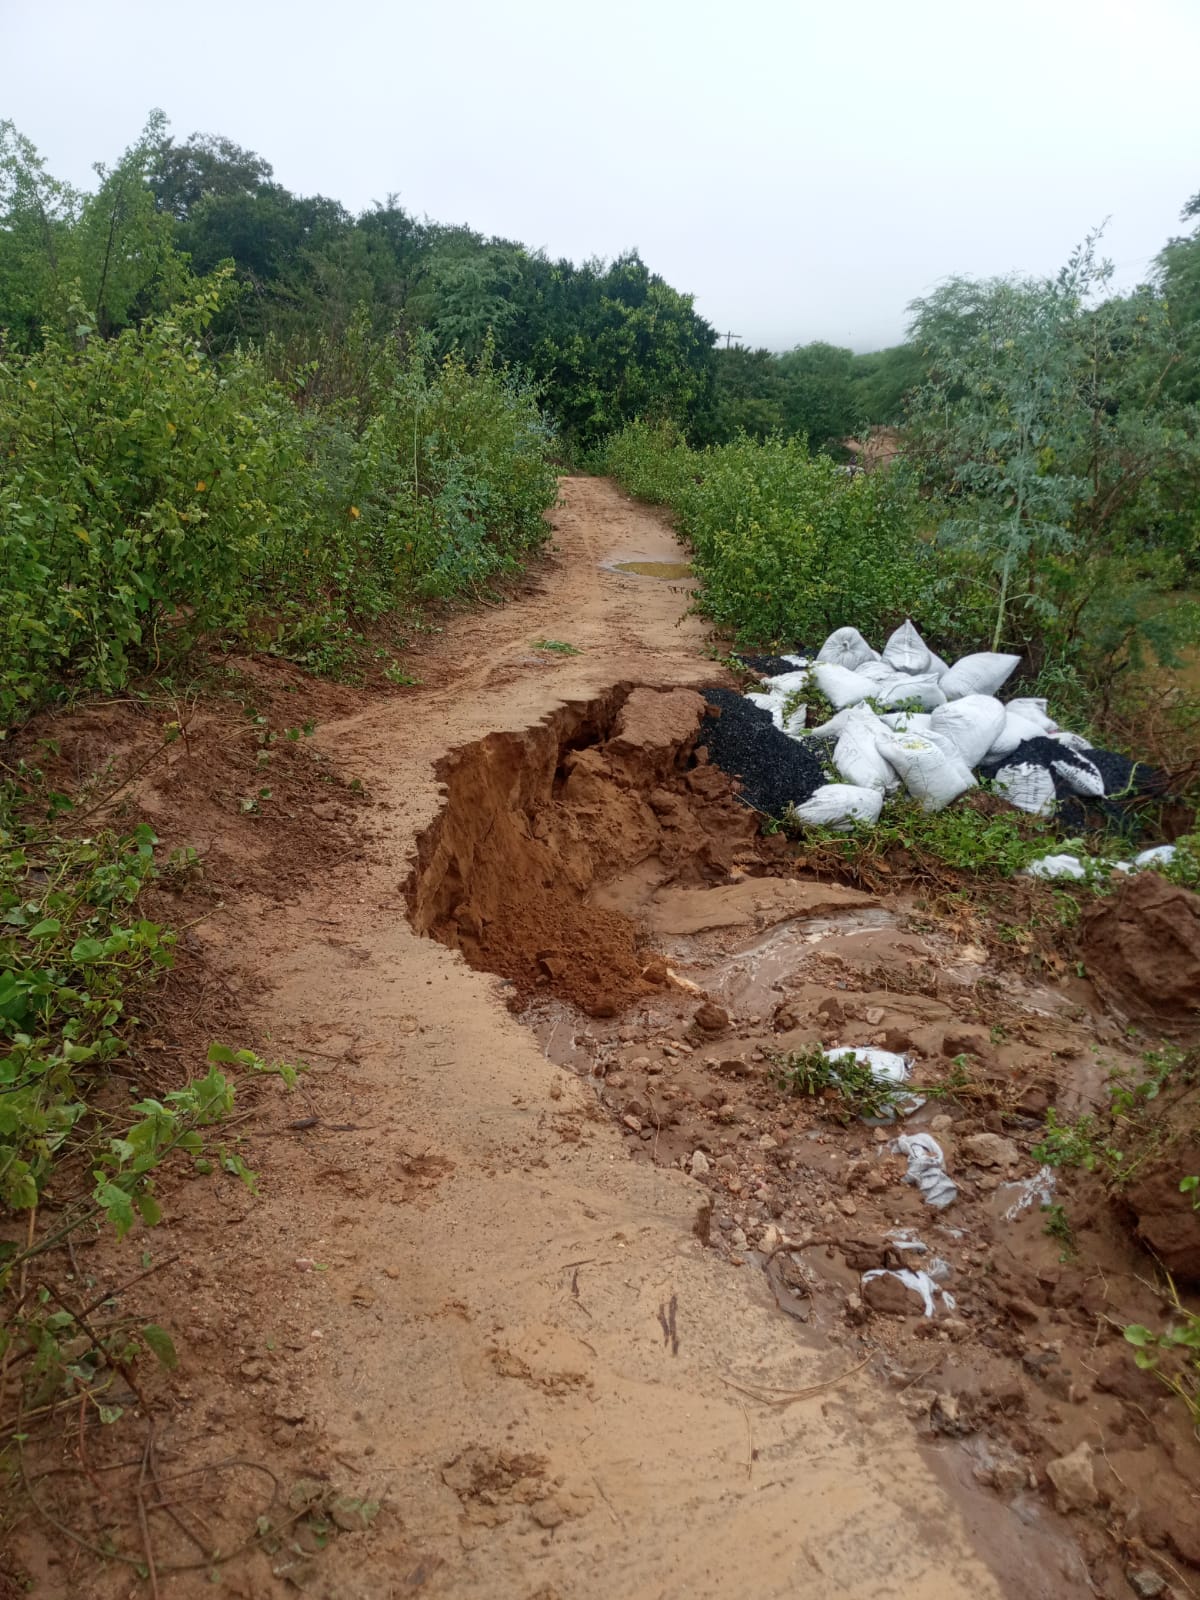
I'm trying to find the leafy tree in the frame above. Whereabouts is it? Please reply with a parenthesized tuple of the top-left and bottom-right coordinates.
(776, 341, 860, 453)
(1156, 189, 1200, 403)
(907, 233, 1200, 684)
(150, 129, 274, 221)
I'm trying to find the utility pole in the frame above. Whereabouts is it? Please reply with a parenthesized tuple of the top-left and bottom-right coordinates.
(716, 331, 742, 350)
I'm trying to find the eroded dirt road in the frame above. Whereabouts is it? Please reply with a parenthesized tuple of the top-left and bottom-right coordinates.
(23, 479, 1177, 1598)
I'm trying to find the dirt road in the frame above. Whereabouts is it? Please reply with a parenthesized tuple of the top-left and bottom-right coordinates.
(28, 479, 1108, 1597)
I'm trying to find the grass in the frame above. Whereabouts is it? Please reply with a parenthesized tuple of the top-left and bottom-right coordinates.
(531, 639, 582, 655)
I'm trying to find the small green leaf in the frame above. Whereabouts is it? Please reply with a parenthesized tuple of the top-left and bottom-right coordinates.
(97, 1403, 125, 1424)
(141, 1323, 178, 1370)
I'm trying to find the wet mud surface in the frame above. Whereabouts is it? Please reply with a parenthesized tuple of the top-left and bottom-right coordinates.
(409, 678, 1200, 1595)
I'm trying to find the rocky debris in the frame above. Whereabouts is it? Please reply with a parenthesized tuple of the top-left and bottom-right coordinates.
(693, 1002, 730, 1034)
(1118, 1080, 1200, 1285)
(1045, 1441, 1098, 1513)
(689, 1150, 710, 1177)
(862, 1272, 927, 1317)
(1082, 872, 1200, 1020)
(959, 1131, 1020, 1168)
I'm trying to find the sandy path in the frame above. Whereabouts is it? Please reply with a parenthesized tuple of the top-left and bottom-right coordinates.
(180, 479, 1016, 1599)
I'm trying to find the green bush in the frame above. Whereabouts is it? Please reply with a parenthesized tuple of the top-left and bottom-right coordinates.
(604, 422, 980, 649)
(0, 280, 559, 723)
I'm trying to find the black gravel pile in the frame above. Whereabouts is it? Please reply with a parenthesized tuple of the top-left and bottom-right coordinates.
(733, 652, 806, 678)
(697, 687, 825, 815)
(978, 737, 1169, 834)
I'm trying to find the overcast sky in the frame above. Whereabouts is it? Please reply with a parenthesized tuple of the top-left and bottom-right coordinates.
(5, 0, 1198, 351)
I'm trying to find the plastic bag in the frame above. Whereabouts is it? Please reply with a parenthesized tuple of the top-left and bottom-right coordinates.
(815, 627, 879, 671)
(812, 663, 874, 710)
(881, 618, 932, 674)
(833, 705, 897, 793)
(929, 694, 1007, 768)
(861, 1268, 955, 1318)
(790, 783, 884, 829)
(876, 732, 976, 812)
(939, 651, 1021, 700)
(893, 1132, 958, 1210)
(992, 762, 1056, 816)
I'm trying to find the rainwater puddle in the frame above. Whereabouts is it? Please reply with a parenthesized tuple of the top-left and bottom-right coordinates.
(610, 559, 694, 579)
(694, 909, 897, 1014)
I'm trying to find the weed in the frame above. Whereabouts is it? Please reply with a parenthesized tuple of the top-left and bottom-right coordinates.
(1031, 1108, 1121, 1172)
(1125, 1273, 1200, 1430)
(1042, 1202, 1078, 1261)
(383, 663, 421, 686)
(531, 639, 582, 655)
(772, 1045, 904, 1123)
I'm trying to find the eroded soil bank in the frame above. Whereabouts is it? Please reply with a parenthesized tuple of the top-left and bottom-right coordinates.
(9, 478, 1199, 1600)
(407, 675, 1200, 1594)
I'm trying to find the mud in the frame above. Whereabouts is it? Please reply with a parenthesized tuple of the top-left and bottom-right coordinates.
(408, 671, 1200, 1595)
(11, 476, 1200, 1600)
(1083, 871, 1200, 1023)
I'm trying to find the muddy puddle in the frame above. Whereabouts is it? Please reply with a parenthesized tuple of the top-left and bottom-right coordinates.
(407, 680, 1200, 1593)
(610, 558, 695, 579)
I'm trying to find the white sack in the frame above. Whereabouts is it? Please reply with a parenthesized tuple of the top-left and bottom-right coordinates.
(984, 709, 1050, 759)
(813, 662, 874, 710)
(993, 762, 1056, 816)
(854, 658, 900, 685)
(929, 695, 1007, 769)
(1005, 696, 1058, 733)
(1025, 853, 1088, 880)
(877, 732, 976, 812)
(1134, 844, 1177, 871)
(815, 627, 879, 671)
(760, 668, 812, 696)
(745, 690, 807, 738)
(870, 672, 947, 711)
(882, 618, 933, 674)
(804, 706, 856, 739)
(781, 654, 808, 668)
(833, 706, 898, 793)
(939, 651, 1021, 700)
(791, 783, 884, 830)
(878, 711, 933, 735)
(927, 649, 951, 680)
(1051, 756, 1105, 798)
(1053, 730, 1092, 753)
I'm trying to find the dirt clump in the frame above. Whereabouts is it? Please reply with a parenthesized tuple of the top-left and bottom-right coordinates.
(1118, 1074, 1200, 1283)
(1082, 871, 1200, 1021)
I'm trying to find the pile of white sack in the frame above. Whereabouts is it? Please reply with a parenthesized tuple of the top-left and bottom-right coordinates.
(744, 619, 1110, 829)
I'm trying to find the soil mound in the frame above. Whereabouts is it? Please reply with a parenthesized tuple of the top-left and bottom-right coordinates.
(1119, 1076, 1200, 1283)
(1082, 871, 1200, 1021)
(406, 685, 764, 1014)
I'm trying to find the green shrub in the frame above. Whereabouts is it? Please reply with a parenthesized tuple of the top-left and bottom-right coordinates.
(604, 424, 982, 649)
(0, 281, 559, 723)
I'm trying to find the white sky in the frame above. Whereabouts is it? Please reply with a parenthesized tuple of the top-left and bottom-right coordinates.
(4, 0, 1198, 351)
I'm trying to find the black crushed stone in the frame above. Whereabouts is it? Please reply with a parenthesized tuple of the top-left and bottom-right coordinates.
(696, 686, 826, 815)
(733, 652, 806, 678)
(978, 737, 1169, 833)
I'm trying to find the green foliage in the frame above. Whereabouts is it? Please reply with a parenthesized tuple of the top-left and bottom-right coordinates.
(0, 279, 558, 723)
(531, 638, 581, 655)
(1125, 1279, 1200, 1430)
(1031, 1108, 1118, 1171)
(604, 423, 968, 648)
(801, 795, 1049, 877)
(771, 1045, 904, 1122)
(0, 820, 173, 1212)
(907, 232, 1200, 681)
